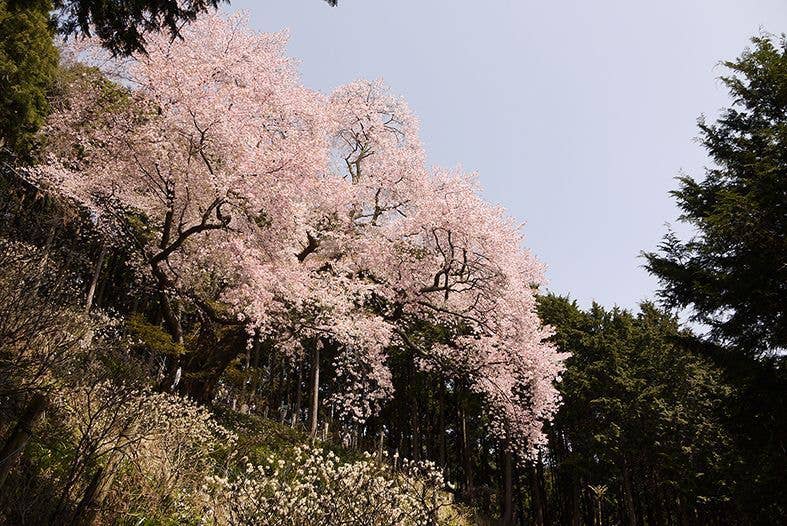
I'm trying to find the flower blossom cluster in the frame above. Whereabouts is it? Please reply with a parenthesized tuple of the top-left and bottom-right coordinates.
(201, 446, 448, 525)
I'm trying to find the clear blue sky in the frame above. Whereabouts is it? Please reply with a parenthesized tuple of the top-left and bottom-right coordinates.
(231, 0, 786, 310)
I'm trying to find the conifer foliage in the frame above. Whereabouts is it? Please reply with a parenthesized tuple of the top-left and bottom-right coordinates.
(645, 34, 787, 357)
(0, 0, 59, 158)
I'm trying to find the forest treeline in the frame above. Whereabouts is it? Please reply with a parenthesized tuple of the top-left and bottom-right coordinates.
(0, 1, 784, 525)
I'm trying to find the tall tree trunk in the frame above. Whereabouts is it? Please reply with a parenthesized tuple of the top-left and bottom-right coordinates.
(249, 333, 262, 411)
(309, 341, 320, 439)
(151, 262, 183, 345)
(240, 337, 253, 414)
(411, 405, 421, 461)
(437, 385, 446, 467)
(460, 407, 474, 499)
(0, 394, 45, 489)
(621, 456, 637, 526)
(94, 253, 114, 310)
(84, 243, 107, 313)
(172, 325, 246, 403)
(501, 448, 515, 526)
(292, 360, 303, 427)
(571, 477, 582, 526)
(531, 459, 545, 526)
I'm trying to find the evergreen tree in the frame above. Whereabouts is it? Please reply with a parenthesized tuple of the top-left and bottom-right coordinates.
(0, 0, 58, 159)
(644, 34, 787, 357)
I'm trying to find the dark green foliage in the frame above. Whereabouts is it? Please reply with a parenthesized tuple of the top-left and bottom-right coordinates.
(0, 0, 59, 158)
(52, 0, 228, 56)
(534, 295, 740, 525)
(212, 407, 308, 463)
(213, 407, 366, 470)
(52, 0, 339, 57)
(644, 34, 787, 357)
(642, 35, 787, 524)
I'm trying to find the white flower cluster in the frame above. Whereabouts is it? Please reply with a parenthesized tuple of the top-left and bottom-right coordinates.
(202, 446, 449, 525)
(327, 346, 394, 427)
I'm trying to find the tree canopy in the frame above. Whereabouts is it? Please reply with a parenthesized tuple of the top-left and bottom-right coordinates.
(533, 295, 738, 525)
(644, 34, 787, 358)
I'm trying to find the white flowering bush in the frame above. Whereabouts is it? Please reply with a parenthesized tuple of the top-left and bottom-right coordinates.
(112, 390, 237, 520)
(53, 380, 237, 522)
(202, 446, 451, 525)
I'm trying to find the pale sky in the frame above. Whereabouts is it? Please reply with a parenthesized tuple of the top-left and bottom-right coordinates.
(231, 0, 787, 310)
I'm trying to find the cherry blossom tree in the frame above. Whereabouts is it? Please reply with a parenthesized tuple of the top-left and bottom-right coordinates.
(33, 12, 564, 454)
